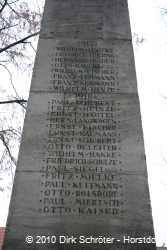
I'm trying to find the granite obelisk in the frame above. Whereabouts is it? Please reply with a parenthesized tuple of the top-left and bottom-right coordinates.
(3, 0, 156, 249)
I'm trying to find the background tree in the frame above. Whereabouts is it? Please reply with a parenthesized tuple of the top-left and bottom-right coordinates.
(0, 0, 44, 193)
(132, 33, 146, 49)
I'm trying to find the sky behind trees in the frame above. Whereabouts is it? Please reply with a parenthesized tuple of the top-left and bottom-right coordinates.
(128, 0, 167, 246)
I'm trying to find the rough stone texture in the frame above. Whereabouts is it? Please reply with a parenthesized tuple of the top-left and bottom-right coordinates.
(31, 39, 137, 94)
(3, 0, 156, 249)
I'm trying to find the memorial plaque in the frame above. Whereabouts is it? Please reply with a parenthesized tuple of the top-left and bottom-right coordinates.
(3, 0, 156, 249)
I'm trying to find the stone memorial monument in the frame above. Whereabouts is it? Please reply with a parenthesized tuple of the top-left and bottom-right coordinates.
(3, 0, 156, 249)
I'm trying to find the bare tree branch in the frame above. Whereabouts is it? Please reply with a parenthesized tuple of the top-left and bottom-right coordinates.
(7, 1, 30, 20)
(0, 63, 19, 97)
(23, 41, 36, 52)
(0, 0, 8, 14)
(0, 99, 27, 106)
(0, 128, 21, 138)
(0, 32, 40, 54)
(0, 134, 17, 166)
(0, 23, 18, 32)
(0, 0, 44, 188)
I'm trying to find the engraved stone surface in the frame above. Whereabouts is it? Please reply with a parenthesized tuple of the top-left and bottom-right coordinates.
(3, 0, 156, 249)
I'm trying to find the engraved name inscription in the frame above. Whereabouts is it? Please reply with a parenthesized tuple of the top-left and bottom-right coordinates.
(50, 41, 119, 93)
(40, 41, 123, 215)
